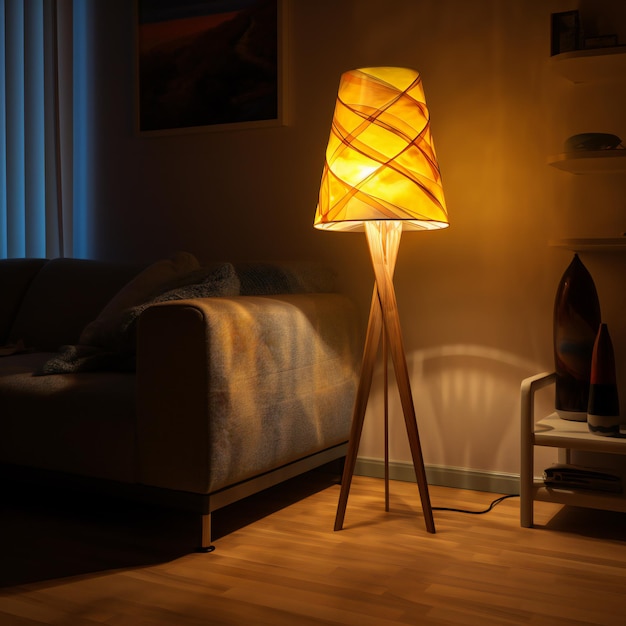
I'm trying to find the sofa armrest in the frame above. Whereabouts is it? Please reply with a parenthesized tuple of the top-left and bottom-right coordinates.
(136, 293, 360, 494)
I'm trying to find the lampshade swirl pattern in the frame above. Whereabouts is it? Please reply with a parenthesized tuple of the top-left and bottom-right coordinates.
(314, 67, 448, 232)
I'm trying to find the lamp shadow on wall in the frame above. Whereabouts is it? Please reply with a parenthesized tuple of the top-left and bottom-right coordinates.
(361, 344, 552, 479)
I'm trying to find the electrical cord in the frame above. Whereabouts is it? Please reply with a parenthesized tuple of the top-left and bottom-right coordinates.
(432, 493, 519, 515)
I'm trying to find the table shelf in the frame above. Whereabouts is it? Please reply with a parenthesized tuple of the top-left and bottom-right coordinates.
(549, 238, 626, 251)
(534, 413, 626, 453)
(548, 150, 626, 174)
(532, 482, 626, 514)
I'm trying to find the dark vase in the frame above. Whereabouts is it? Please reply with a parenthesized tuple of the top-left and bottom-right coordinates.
(553, 254, 601, 421)
(588, 323, 621, 436)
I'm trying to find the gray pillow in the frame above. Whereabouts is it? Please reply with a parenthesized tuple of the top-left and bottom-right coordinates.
(112, 262, 241, 354)
(80, 251, 200, 348)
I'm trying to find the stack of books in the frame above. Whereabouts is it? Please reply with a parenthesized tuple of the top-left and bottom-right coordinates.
(543, 464, 622, 493)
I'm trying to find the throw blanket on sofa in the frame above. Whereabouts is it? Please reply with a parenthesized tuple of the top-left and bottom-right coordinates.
(36, 262, 240, 375)
(36, 344, 137, 374)
(33, 259, 338, 376)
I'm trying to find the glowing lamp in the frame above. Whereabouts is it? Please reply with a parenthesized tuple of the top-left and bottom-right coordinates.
(315, 67, 449, 533)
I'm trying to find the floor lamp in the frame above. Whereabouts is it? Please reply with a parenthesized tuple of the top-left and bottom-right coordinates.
(314, 67, 449, 534)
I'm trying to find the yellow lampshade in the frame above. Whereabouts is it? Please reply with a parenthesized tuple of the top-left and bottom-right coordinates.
(314, 67, 449, 232)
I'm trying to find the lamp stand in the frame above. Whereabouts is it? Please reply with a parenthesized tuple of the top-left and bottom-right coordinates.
(334, 220, 436, 534)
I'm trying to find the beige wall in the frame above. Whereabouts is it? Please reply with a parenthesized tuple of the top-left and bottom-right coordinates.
(85, 0, 626, 479)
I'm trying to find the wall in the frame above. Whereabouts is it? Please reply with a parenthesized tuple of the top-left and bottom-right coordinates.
(82, 0, 626, 485)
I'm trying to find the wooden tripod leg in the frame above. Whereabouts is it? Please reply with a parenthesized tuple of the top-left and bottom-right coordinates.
(383, 332, 390, 512)
(366, 221, 436, 534)
(334, 284, 383, 531)
(382, 304, 436, 533)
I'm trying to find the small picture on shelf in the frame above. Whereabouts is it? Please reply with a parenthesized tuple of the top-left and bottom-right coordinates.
(551, 10, 580, 56)
(585, 34, 619, 50)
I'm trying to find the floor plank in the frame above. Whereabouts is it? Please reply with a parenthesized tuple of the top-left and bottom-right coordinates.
(2, 475, 626, 625)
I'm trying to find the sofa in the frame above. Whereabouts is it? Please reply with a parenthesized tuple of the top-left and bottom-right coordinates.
(0, 253, 359, 550)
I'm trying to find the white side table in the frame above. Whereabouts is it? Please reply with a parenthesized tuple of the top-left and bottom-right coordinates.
(520, 372, 626, 527)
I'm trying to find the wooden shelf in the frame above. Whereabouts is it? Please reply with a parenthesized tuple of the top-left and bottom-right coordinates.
(551, 46, 626, 83)
(549, 238, 626, 251)
(548, 150, 626, 173)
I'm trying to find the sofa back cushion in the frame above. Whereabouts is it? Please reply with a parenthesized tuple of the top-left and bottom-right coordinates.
(8, 258, 141, 352)
(0, 259, 48, 345)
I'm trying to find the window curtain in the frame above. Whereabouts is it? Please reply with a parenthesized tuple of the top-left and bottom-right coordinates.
(0, 0, 73, 259)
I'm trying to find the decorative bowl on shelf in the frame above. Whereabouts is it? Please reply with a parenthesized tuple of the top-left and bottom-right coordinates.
(564, 133, 623, 152)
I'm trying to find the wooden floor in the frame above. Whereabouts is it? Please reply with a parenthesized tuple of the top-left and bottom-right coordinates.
(2, 474, 626, 625)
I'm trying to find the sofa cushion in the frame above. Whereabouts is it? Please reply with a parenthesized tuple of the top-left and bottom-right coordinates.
(7, 259, 142, 352)
(0, 352, 136, 483)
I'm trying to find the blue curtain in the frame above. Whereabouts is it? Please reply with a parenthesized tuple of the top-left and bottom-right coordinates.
(0, 0, 73, 259)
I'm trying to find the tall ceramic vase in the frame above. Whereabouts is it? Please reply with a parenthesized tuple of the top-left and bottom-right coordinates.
(553, 254, 601, 421)
(588, 323, 621, 436)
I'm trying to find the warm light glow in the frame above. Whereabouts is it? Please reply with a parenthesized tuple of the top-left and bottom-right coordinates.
(314, 67, 449, 232)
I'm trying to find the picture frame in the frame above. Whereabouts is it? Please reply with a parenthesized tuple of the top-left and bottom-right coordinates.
(135, 0, 287, 136)
(550, 10, 580, 56)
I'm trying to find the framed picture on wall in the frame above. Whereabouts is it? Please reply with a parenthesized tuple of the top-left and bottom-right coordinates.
(550, 10, 580, 56)
(135, 0, 287, 135)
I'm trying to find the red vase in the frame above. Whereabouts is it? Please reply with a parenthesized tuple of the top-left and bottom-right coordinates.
(588, 323, 621, 436)
(553, 254, 601, 421)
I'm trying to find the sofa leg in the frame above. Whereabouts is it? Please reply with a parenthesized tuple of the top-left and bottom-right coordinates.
(197, 513, 215, 553)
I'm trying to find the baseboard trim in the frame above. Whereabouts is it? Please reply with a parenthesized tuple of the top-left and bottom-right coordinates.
(354, 458, 520, 495)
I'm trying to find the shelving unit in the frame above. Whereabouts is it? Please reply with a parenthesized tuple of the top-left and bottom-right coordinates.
(547, 44, 626, 252)
(523, 37, 626, 528)
(520, 372, 626, 528)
